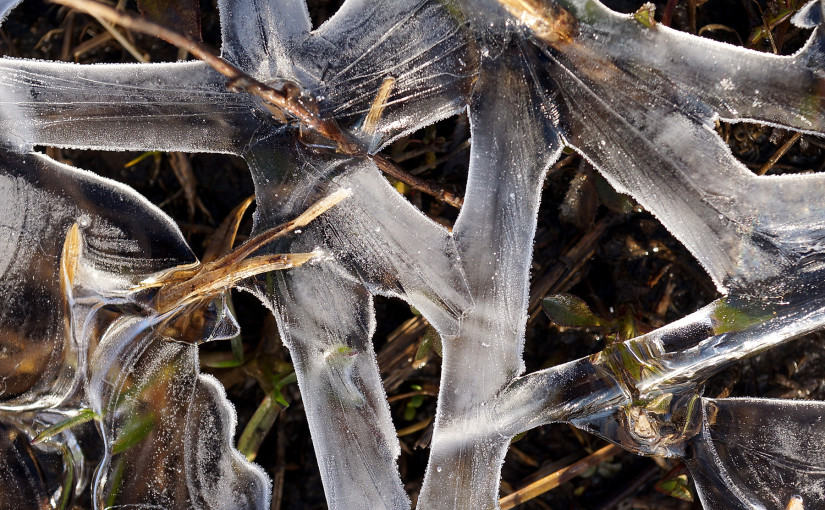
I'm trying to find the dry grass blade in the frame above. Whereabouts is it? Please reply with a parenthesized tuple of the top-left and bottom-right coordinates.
(169, 152, 213, 223)
(223, 187, 351, 268)
(499, 444, 624, 509)
(60, 222, 81, 291)
(92, 12, 147, 62)
(396, 417, 431, 437)
(202, 195, 255, 264)
(151, 188, 351, 313)
(156, 252, 317, 313)
(362, 76, 396, 136)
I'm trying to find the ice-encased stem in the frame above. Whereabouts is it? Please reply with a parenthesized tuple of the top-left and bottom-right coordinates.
(494, 293, 825, 441)
(256, 266, 409, 510)
(418, 49, 561, 509)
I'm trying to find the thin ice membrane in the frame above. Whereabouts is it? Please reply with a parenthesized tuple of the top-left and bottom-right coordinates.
(87, 313, 270, 509)
(0, 151, 193, 411)
(687, 398, 825, 510)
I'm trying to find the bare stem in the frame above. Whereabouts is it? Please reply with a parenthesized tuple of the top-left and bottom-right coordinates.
(499, 444, 624, 509)
(50, 0, 463, 209)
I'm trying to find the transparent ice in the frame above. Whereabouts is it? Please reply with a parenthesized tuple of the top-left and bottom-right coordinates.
(0, 0, 824, 509)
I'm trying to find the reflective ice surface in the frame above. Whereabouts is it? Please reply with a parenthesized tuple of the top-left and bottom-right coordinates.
(1, 0, 825, 508)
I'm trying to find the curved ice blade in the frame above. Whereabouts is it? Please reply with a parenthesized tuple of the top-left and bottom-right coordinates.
(0, 150, 194, 410)
(0, 59, 261, 154)
(418, 44, 563, 509)
(244, 137, 468, 329)
(88, 314, 270, 510)
(0, 0, 21, 25)
(297, 0, 478, 150)
(218, 0, 311, 81)
(559, 0, 825, 132)
(251, 267, 409, 510)
(535, 22, 825, 292)
(686, 398, 825, 510)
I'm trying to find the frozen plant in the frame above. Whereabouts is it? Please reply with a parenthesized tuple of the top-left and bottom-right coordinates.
(0, 0, 824, 509)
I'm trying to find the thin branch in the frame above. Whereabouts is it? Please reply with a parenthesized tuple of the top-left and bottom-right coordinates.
(374, 154, 463, 208)
(92, 13, 148, 62)
(757, 132, 801, 175)
(499, 444, 624, 509)
(50, 0, 463, 209)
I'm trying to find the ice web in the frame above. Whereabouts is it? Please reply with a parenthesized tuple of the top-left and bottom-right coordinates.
(0, 0, 825, 508)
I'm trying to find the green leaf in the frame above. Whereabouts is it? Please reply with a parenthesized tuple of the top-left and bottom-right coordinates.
(414, 326, 442, 367)
(710, 298, 771, 335)
(644, 393, 673, 415)
(237, 392, 282, 462)
(542, 294, 605, 328)
(57, 446, 74, 510)
(32, 409, 98, 444)
(594, 171, 634, 214)
(111, 413, 156, 455)
(633, 3, 657, 28)
(655, 472, 694, 502)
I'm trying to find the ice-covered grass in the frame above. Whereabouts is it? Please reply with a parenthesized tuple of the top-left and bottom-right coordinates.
(1, 0, 825, 508)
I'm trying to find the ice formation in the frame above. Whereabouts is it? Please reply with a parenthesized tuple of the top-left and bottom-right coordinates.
(0, 0, 824, 508)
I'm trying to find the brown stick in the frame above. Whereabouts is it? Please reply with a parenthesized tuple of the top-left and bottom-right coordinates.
(757, 132, 801, 176)
(374, 155, 463, 208)
(50, 0, 463, 209)
(499, 444, 624, 509)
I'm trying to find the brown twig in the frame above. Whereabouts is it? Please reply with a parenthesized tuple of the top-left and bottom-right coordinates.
(499, 444, 624, 509)
(374, 154, 463, 208)
(50, 0, 463, 209)
(757, 131, 801, 175)
(661, 0, 678, 27)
